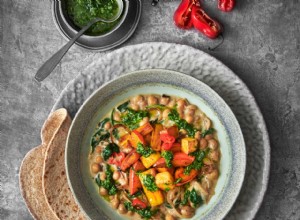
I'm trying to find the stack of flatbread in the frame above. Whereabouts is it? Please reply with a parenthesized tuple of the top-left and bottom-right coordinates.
(19, 109, 86, 220)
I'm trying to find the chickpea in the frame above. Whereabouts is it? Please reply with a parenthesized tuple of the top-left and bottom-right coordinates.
(203, 158, 213, 165)
(178, 110, 184, 119)
(127, 211, 134, 216)
(209, 150, 220, 162)
(148, 95, 158, 105)
(185, 115, 194, 124)
(139, 101, 147, 110)
(181, 206, 195, 218)
(205, 134, 214, 140)
(206, 169, 219, 180)
(195, 131, 201, 140)
(179, 129, 187, 135)
(104, 122, 111, 130)
(118, 204, 127, 214)
(99, 187, 108, 196)
(165, 213, 175, 220)
(113, 111, 121, 121)
(177, 99, 187, 107)
(202, 117, 211, 130)
(95, 145, 102, 153)
(111, 198, 120, 209)
(100, 172, 106, 181)
(185, 105, 197, 116)
(160, 96, 170, 105)
(132, 95, 144, 104)
(167, 99, 176, 108)
(208, 139, 218, 150)
(139, 117, 149, 126)
(95, 156, 103, 163)
(162, 109, 171, 119)
(91, 163, 100, 173)
(199, 138, 208, 149)
(130, 103, 139, 111)
(113, 171, 120, 180)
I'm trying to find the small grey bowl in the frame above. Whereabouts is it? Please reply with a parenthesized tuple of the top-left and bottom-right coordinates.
(66, 69, 246, 220)
(52, 0, 142, 51)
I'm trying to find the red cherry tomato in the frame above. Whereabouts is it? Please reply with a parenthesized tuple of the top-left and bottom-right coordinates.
(132, 198, 147, 209)
(107, 152, 125, 167)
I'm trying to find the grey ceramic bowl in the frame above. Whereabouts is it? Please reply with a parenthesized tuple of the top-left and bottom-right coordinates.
(52, 0, 142, 50)
(66, 69, 246, 220)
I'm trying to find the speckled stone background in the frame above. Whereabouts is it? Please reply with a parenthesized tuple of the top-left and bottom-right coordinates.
(0, 0, 300, 220)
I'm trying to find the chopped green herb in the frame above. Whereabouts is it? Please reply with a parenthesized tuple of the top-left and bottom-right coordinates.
(168, 109, 197, 137)
(174, 199, 181, 208)
(127, 190, 142, 199)
(161, 150, 173, 168)
(121, 108, 149, 130)
(174, 178, 182, 184)
(181, 190, 190, 205)
(117, 101, 130, 112)
(189, 188, 203, 207)
(165, 187, 170, 192)
(140, 174, 158, 192)
(91, 129, 110, 153)
(110, 108, 116, 126)
(137, 143, 154, 158)
(95, 165, 118, 196)
(97, 118, 110, 129)
(164, 203, 172, 209)
(184, 149, 208, 175)
(124, 201, 158, 219)
(112, 128, 120, 140)
(102, 143, 120, 160)
(201, 128, 215, 137)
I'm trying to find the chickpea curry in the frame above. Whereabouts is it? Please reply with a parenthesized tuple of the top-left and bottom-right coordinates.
(89, 94, 221, 219)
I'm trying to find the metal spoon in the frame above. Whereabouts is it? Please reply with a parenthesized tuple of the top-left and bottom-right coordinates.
(35, 1, 123, 82)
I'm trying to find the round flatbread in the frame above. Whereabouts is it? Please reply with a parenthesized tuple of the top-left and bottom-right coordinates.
(43, 111, 85, 219)
(19, 108, 69, 220)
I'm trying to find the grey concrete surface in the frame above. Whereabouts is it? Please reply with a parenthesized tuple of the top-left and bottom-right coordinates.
(0, 0, 299, 219)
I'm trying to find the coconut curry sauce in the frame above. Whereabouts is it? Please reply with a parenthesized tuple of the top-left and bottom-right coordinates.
(67, 0, 120, 35)
(88, 94, 221, 219)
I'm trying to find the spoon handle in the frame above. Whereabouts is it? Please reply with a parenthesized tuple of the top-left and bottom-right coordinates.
(34, 19, 98, 82)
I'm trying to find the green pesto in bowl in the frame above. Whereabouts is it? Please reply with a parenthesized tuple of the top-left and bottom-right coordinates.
(66, 0, 121, 35)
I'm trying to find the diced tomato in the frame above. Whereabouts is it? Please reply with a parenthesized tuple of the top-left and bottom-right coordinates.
(107, 152, 125, 167)
(160, 130, 176, 150)
(129, 168, 142, 195)
(132, 198, 147, 209)
(153, 158, 166, 168)
(172, 152, 195, 167)
(133, 160, 146, 172)
(167, 126, 179, 138)
(171, 143, 182, 153)
(120, 150, 141, 171)
(174, 167, 198, 186)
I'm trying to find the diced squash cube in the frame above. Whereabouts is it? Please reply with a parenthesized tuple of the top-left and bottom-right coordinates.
(119, 134, 131, 148)
(139, 169, 164, 207)
(130, 130, 145, 148)
(181, 137, 198, 154)
(140, 152, 161, 169)
(155, 171, 175, 191)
